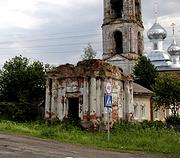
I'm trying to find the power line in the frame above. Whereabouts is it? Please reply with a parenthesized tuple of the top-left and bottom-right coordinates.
(0, 39, 178, 51)
(0, 42, 102, 50)
(0, 33, 102, 45)
(0, 28, 102, 38)
(0, 49, 103, 56)
(0, 32, 180, 46)
(0, 24, 180, 38)
(0, 34, 179, 46)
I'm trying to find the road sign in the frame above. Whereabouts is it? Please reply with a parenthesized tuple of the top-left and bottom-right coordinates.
(106, 82, 112, 94)
(105, 95, 112, 108)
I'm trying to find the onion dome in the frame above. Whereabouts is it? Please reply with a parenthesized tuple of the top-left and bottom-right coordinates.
(167, 39, 180, 56)
(147, 22, 167, 40)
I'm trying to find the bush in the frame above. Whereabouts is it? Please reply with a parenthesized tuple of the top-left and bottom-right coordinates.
(140, 120, 166, 129)
(40, 128, 58, 138)
(0, 101, 38, 121)
(112, 120, 166, 133)
(166, 116, 180, 126)
(0, 56, 45, 122)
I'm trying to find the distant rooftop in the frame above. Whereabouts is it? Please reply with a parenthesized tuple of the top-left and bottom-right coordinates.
(133, 83, 153, 95)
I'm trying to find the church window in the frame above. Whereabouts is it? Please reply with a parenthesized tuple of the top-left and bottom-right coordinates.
(153, 43, 158, 50)
(137, 32, 142, 55)
(173, 58, 176, 64)
(163, 110, 166, 120)
(134, 104, 138, 118)
(114, 31, 123, 54)
(135, 0, 141, 20)
(154, 110, 159, 120)
(110, 0, 123, 18)
(141, 104, 145, 118)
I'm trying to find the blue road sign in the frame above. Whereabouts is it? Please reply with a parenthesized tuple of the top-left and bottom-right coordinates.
(105, 95, 112, 108)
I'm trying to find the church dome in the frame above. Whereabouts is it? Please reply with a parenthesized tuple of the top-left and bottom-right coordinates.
(167, 40, 180, 56)
(147, 22, 167, 40)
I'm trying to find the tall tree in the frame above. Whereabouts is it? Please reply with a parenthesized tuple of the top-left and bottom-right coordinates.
(152, 73, 180, 116)
(133, 56, 158, 90)
(0, 55, 46, 121)
(81, 43, 97, 60)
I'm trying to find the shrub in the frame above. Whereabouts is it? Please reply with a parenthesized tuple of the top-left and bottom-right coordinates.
(166, 116, 180, 126)
(40, 128, 58, 138)
(0, 101, 38, 121)
(140, 120, 166, 129)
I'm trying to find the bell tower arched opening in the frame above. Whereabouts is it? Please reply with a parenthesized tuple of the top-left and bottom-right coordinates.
(135, 0, 141, 21)
(110, 0, 123, 18)
(138, 32, 142, 55)
(114, 31, 123, 54)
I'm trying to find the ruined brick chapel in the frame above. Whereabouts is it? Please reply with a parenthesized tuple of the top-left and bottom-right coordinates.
(45, 0, 153, 129)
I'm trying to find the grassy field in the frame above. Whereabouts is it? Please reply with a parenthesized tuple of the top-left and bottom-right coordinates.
(0, 119, 180, 157)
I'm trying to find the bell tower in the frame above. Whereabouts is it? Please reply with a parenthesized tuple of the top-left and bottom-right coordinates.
(102, 0, 144, 59)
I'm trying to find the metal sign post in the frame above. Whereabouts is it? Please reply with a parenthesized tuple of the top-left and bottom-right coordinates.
(107, 108, 110, 141)
(105, 82, 112, 142)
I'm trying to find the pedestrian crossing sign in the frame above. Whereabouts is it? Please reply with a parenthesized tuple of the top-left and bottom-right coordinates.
(105, 95, 112, 108)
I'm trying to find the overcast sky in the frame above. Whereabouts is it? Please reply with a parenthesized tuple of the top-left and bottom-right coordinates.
(0, 0, 180, 67)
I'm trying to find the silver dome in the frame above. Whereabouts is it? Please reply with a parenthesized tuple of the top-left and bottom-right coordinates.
(167, 39, 180, 56)
(147, 22, 167, 40)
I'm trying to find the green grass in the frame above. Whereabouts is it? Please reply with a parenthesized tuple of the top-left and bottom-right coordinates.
(0, 119, 180, 157)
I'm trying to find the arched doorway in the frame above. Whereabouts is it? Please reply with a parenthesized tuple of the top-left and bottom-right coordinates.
(68, 97, 79, 123)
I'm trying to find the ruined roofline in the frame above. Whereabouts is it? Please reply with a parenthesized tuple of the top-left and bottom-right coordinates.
(47, 59, 132, 81)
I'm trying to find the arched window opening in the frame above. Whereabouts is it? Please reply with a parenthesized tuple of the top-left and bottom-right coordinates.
(135, 0, 141, 20)
(110, 0, 123, 18)
(153, 43, 158, 50)
(138, 32, 142, 55)
(114, 31, 123, 54)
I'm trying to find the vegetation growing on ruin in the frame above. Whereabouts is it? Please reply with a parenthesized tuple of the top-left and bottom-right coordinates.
(81, 43, 97, 60)
(0, 119, 180, 157)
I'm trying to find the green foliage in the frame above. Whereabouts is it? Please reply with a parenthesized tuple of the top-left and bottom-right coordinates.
(112, 120, 166, 132)
(40, 128, 58, 138)
(166, 116, 180, 126)
(133, 56, 158, 90)
(152, 73, 180, 116)
(81, 43, 96, 60)
(0, 55, 46, 121)
(0, 120, 180, 157)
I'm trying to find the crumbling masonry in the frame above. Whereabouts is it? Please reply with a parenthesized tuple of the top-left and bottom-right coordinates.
(45, 60, 133, 129)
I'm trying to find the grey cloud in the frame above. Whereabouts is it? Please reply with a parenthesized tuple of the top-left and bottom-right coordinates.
(0, 0, 179, 66)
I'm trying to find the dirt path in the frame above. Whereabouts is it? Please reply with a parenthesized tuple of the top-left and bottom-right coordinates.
(0, 133, 167, 158)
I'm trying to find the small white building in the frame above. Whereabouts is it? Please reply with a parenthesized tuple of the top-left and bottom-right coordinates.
(133, 83, 153, 121)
